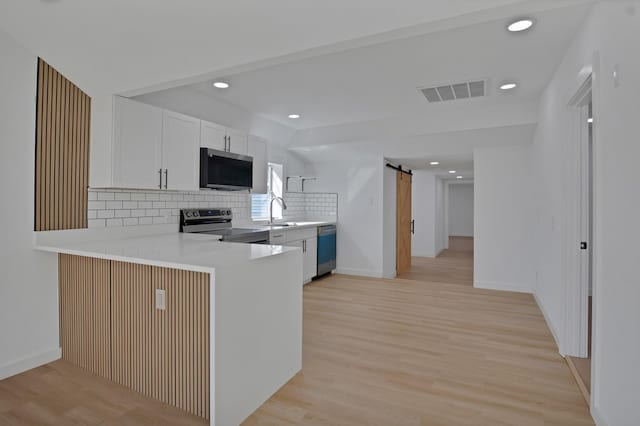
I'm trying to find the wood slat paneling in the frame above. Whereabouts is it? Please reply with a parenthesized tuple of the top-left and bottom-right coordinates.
(58, 254, 111, 379)
(60, 255, 210, 419)
(35, 58, 90, 231)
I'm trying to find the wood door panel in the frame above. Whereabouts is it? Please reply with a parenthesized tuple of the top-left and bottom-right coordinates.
(35, 58, 90, 231)
(396, 171, 412, 274)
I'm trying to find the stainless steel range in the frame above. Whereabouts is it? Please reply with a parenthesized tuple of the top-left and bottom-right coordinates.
(179, 208, 270, 244)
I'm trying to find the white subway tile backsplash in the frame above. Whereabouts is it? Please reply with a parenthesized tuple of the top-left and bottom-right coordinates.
(88, 189, 333, 229)
(105, 201, 123, 210)
(138, 217, 153, 225)
(97, 210, 115, 219)
(88, 189, 252, 229)
(106, 218, 123, 227)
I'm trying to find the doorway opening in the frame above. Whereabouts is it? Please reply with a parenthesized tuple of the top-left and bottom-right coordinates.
(566, 76, 594, 406)
(445, 181, 474, 255)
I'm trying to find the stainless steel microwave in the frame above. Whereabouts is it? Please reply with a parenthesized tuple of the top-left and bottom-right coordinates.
(199, 148, 253, 190)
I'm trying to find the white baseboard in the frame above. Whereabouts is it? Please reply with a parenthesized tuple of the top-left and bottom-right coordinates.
(591, 403, 609, 426)
(335, 268, 383, 278)
(0, 347, 61, 380)
(474, 280, 532, 294)
(533, 292, 563, 355)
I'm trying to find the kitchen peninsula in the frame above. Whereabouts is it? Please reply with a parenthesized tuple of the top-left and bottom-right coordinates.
(35, 228, 302, 426)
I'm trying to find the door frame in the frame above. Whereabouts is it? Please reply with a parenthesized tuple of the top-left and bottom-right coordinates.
(565, 74, 592, 359)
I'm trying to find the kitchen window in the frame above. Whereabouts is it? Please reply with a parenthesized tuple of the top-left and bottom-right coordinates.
(251, 163, 284, 221)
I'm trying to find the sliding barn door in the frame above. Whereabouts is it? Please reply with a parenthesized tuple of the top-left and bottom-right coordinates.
(35, 58, 91, 231)
(396, 171, 412, 274)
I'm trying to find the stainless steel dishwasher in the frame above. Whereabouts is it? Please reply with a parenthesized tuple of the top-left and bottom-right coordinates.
(317, 225, 337, 276)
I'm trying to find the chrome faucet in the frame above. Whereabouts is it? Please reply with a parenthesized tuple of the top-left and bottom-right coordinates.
(270, 196, 287, 224)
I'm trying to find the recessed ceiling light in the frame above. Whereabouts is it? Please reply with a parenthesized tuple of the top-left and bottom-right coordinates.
(429, 161, 440, 165)
(587, 117, 594, 123)
(500, 83, 517, 90)
(212, 81, 229, 89)
(508, 19, 534, 32)
(288, 114, 301, 119)
(449, 170, 456, 174)
(456, 176, 463, 179)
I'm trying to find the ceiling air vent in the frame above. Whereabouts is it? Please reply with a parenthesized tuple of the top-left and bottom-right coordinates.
(419, 80, 486, 103)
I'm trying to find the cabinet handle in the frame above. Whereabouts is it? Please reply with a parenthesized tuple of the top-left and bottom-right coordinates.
(303, 239, 306, 253)
(224, 135, 229, 152)
(411, 219, 415, 235)
(164, 169, 168, 189)
(228, 135, 231, 152)
(158, 168, 163, 189)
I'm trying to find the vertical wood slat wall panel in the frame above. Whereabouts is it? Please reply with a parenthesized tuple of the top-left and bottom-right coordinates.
(58, 254, 111, 379)
(60, 255, 210, 420)
(35, 58, 90, 231)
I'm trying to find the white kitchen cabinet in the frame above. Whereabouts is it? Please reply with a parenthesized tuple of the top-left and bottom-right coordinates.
(248, 136, 268, 194)
(200, 120, 227, 151)
(162, 110, 200, 191)
(112, 96, 163, 190)
(226, 128, 248, 156)
(303, 237, 318, 283)
(270, 227, 318, 283)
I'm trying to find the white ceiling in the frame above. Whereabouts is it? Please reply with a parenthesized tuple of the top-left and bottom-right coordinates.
(0, 0, 544, 95)
(184, 2, 591, 131)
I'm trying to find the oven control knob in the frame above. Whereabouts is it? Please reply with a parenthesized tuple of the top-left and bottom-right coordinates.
(226, 209, 232, 216)
(185, 211, 191, 218)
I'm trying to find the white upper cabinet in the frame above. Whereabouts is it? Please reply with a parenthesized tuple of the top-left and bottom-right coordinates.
(112, 96, 163, 190)
(162, 110, 200, 191)
(248, 136, 268, 194)
(113, 96, 250, 191)
(226, 128, 248, 156)
(200, 120, 227, 151)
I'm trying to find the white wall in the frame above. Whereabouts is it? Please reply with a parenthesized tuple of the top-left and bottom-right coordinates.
(306, 159, 384, 277)
(531, 4, 640, 425)
(0, 30, 60, 379)
(474, 145, 533, 294)
(448, 183, 474, 237)
(382, 166, 397, 278)
(411, 170, 437, 257)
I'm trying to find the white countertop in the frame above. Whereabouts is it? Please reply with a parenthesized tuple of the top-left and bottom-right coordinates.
(35, 232, 297, 274)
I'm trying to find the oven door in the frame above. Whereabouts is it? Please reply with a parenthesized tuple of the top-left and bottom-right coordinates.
(200, 148, 253, 190)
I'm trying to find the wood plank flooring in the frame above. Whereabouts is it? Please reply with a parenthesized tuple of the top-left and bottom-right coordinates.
(245, 239, 593, 425)
(0, 238, 592, 425)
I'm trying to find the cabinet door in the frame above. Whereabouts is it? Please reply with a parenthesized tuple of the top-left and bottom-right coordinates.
(304, 237, 318, 282)
(226, 128, 248, 156)
(162, 110, 200, 191)
(112, 96, 163, 189)
(200, 120, 227, 151)
(248, 136, 268, 193)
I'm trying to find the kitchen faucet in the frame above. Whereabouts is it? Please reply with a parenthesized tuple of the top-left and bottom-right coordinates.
(270, 196, 287, 224)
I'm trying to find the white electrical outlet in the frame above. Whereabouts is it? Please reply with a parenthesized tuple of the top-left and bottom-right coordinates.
(155, 289, 166, 310)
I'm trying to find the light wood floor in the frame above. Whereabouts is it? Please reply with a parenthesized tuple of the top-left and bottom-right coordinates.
(0, 238, 592, 425)
(246, 238, 593, 425)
